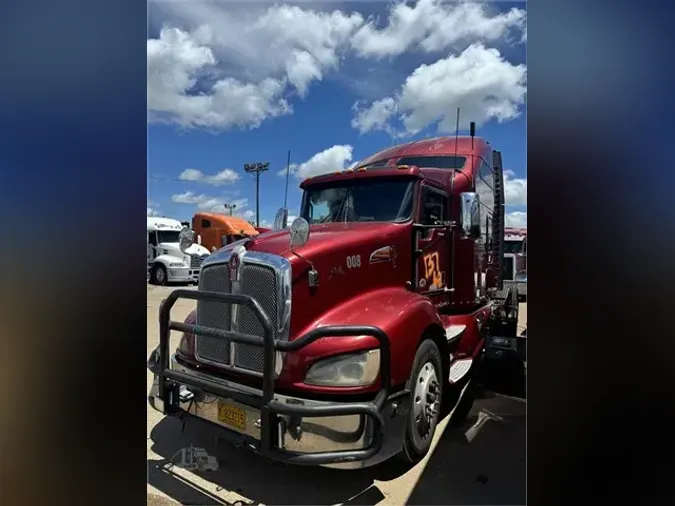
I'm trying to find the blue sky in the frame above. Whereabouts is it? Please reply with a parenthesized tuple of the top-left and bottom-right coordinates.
(147, 1, 527, 228)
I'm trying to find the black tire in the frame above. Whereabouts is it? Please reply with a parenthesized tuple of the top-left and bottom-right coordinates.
(399, 339, 444, 465)
(150, 263, 167, 286)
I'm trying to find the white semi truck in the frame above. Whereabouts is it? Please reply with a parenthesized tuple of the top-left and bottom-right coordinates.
(147, 217, 210, 285)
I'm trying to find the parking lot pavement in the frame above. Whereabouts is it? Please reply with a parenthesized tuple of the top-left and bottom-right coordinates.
(147, 284, 526, 505)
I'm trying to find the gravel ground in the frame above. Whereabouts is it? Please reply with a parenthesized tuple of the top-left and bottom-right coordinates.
(147, 284, 527, 505)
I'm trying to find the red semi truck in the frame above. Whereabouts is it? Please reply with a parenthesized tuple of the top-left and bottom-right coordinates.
(148, 127, 522, 469)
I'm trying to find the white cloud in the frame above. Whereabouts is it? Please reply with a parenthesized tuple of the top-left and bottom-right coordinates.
(148, 3, 526, 131)
(281, 145, 354, 180)
(505, 211, 527, 228)
(171, 191, 250, 214)
(147, 27, 291, 129)
(149, 4, 363, 102)
(504, 169, 527, 206)
(240, 210, 255, 220)
(179, 168, 240, 185)
(353, 43, 526, 135)
(352, 97, 397, 134)
(351, 1, 526, 59)
(147, 206, 160, 217)
(287, 215, 298, 227)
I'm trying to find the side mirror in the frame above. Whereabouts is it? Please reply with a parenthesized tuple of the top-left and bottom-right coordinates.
(274, 208, 288, 230)
(179, 228, 195, 254)
(290, 217, 310, 249)
(459, 192, 481, 239)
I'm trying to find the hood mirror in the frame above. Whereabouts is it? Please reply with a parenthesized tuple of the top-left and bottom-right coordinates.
(290, 217, 310, 248)
(179, 226, 195, 254)
(289, 217, 318, 288)
(459, 192, 481, 239)
(274, 208, 288, 230)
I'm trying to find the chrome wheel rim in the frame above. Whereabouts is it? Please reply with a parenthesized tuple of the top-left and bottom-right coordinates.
(413, 361, 441, 439)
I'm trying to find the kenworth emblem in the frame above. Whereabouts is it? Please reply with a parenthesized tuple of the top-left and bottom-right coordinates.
(229, 252, 240, 281)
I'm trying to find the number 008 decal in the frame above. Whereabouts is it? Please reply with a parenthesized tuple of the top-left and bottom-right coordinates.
(346, 255, 362, 268)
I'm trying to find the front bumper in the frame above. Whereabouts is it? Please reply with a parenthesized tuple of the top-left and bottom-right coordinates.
(166, 266, 200, 283)
(149, 289, 398, 469)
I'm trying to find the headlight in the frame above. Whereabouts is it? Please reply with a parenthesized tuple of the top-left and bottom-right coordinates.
(147, 348, 161, 374)
(178, 334, 190, 356)
(169, 262, 186, 267)
(304, 350, 380, 387)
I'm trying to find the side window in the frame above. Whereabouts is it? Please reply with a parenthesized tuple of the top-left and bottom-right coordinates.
(201, 219, 211, 228)
(148, 232, 157, 246)
(475, 159, 495, 243)
(419, 186, 448, 237)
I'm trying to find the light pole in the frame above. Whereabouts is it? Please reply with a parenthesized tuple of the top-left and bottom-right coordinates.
(244, 162, 269, 227)
(224, 203, 236, 216)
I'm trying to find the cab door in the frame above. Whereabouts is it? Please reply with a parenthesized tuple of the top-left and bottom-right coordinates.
(415, 184, 451, 296)
(148, 232, 158, 262)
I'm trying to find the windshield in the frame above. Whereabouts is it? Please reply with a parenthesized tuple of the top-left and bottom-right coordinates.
(504, 240, 524, 255)
(156, 230, 181, 244)
(302, 178, 414, 224)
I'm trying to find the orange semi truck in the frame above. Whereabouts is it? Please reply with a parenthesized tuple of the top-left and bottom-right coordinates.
(192, 213, 259, 253)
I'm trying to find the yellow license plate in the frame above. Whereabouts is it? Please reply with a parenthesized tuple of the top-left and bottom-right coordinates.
(217, 401, 246, 430)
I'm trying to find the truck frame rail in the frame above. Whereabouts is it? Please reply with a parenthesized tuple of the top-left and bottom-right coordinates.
(155, 289, 392, 465)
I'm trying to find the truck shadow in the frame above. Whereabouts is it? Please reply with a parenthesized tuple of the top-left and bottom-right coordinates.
(407, 371, 526, 505)
(148, 416, 408, 505)
(148, 367, 526, 506)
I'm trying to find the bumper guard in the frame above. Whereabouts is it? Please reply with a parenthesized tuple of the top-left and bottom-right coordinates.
(155, 289, 392, 466)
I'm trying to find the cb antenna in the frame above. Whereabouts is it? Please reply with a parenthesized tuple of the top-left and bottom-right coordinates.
(283, 149, 291, 210)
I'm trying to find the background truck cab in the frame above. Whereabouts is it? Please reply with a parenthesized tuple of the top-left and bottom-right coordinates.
(149, 127, 522, 470)
(147, 217, 210, 285)
(192, 212, 259, 253)
(502, 227, 527, 301)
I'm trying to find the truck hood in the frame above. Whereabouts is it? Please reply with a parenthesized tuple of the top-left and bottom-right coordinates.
(242, 222, 404, 260)
(160, 242, 211, 257)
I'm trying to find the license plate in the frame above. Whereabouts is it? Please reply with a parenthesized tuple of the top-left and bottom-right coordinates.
(217, 401, 246, 430)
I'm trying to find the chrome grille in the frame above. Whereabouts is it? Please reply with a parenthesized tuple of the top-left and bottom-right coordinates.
(195, 264, 233, 364)
(194, 254, 284, 374)
(191, 255, 205, 269)
(234, 264, 278, 371)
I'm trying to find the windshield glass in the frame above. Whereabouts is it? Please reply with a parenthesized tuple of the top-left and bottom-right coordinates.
(302, 178, 414, 224)
(504, 240, 524, 255)
(156, 231, 181, 244)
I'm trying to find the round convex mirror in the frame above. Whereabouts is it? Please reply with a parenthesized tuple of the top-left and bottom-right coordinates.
(290, 217, 310, 248)
(179, 227, 195, 254)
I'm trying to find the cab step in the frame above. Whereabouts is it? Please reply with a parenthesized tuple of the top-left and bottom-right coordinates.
(448, 358, 473, 384)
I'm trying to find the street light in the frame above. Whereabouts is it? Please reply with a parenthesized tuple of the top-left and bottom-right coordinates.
(224, 203, 236, 216)
(244, 162, 270, 227)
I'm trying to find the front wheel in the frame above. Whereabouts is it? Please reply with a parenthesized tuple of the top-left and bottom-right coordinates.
(399, 339, 444, 465)
(150, 263, 167, 286)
